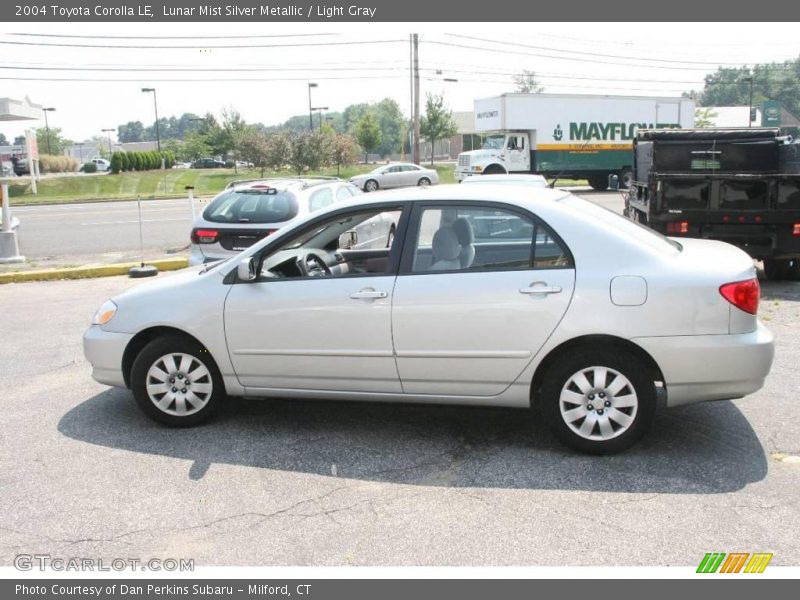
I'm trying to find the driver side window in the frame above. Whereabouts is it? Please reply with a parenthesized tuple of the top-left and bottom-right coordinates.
(257, 206, 404, 281)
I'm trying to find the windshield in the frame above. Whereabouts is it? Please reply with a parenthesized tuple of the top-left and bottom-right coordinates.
(203, 189, 298, 224)
(482, 135, 506, 150)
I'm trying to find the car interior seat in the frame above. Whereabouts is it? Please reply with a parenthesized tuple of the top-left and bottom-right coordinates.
(429, 227, 462, 271)
(452, 217, 476, 269)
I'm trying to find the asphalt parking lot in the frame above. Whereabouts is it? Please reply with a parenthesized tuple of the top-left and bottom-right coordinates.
(1, 190, 798, 567)
(2, 274, 800, 566)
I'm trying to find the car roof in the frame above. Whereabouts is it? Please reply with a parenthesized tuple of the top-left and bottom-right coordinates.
(464, 174, 546, 181)
(326, 183, 571, 212)
(225, 177, 344, 192)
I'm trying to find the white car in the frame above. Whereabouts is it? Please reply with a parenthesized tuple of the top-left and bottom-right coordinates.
(462, 173, 549, 187)
(84, 184, 774, 454)
(89, 157, 110, 172)
(350, 163, 439, 192)
(188, 177, 395, 266)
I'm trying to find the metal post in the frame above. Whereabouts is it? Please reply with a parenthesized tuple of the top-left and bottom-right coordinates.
(308, 83, 317, 131)
(186, 185, 196, 219)
(412, 33, 420, 165)
(0, 183, 25, 264)
(43, 110, 52, 155)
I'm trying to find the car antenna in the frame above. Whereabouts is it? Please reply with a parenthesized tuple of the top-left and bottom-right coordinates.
(128, 195, 159, 278)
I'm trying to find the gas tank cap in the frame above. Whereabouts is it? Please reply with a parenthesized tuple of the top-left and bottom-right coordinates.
(610, 276, 648, 306)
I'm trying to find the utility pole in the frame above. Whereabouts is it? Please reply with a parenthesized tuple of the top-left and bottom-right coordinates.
(412, 33, 420, 166)
(308, 83, 318, 131)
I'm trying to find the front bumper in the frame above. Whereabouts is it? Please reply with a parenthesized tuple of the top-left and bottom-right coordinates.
(83, 326, 134, 388)
(633, 322, 775, 407)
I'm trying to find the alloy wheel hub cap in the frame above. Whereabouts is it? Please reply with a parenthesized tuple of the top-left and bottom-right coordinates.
(559, 366, 638, 441)
(146, 353, 213, 416)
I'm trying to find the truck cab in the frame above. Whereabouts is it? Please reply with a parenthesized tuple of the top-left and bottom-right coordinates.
(454, 132, 530, 182)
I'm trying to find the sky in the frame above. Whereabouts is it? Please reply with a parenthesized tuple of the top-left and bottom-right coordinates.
(1, 22, 799, 142)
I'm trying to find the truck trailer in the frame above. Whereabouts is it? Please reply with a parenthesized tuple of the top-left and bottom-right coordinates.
(625, 127, 800, 280)
(454, 93, 695, 190)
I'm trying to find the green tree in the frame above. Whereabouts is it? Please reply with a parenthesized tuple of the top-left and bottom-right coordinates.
(330, 133, 359, 176)
(110, 152, 123, 174)
(35, 126, 72, 154)
(513, 70, 544, 94)
(354, 112, 382, 163)
(420, 93, 458, 166)
(694, 107, 719, 128)
(264, 131, 292, 172)
(373, 98, 404, 157)
(238, 127, 271, 176)
(0, 133, 7, 145)
(288, 131, 328, 174)
(118, 121, 145, 143)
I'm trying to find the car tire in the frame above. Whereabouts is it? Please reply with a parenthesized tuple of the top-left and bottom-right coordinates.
(364, 179, 379, 192)
(788, 259, 800, 281)
(588, 175, 609, 191)
(130, 335, 224, 427)
(619, 169, 634, 190)
(540, 348, 657, 454)
(763, 258, 792, 281)
(418, 177, 431, 187)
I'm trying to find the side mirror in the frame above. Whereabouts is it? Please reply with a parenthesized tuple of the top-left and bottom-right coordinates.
(338, 230, 358, 250)
(237, 257, 257, 282)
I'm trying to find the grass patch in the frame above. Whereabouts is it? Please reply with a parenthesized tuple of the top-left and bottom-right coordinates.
(2, 163, 591, 206)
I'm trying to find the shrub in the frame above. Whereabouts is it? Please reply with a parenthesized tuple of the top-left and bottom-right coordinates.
(110, 152, 123, 174)
(38, 154, 79, 173)
(121, 151, 131, 171)
(81, 162, 98, 173)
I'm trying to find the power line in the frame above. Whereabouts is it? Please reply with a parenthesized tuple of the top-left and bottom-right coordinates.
(445, 33, 791, 67)
(426, 40, 797, 72)
(0, 37, 406, 49)
(4, 32, 339, 40)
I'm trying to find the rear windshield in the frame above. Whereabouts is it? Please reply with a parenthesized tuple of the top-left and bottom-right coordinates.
(204, 189, 298, 224)
(561, 195, 682, 253)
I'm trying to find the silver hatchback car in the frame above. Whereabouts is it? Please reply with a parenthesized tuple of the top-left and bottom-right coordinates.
(189, 178, 394, 265)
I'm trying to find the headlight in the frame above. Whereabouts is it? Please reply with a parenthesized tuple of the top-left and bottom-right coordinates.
(92, 300, 118, 325)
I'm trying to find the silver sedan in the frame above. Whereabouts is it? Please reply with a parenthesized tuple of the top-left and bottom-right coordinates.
(349, 162, 439, 192)
(84, 185, 774, 454)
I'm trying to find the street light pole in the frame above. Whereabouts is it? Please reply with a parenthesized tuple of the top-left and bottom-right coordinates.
(308, 83, 318, 131)
(141, 88, 161, 152)
(42, 107, 55, 155)
(101, 128, 114, 156)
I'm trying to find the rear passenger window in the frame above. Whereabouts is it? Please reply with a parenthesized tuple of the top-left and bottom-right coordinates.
(309, 188, 333, 212)
(410, 205, 572, 273)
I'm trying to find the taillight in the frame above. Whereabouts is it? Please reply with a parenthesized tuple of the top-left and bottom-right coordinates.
(793, 223, 800, 237)
(666, 221, 689, 234)
(191, 228, 219, 244)
(719, 278, 760, 315)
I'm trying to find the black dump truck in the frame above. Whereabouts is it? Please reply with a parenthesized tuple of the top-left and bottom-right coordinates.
(625, 128, 800, 280)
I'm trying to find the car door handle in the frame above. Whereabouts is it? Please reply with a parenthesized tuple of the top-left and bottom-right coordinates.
(350, 288, 388, 300)
(520, 282, 562, 295)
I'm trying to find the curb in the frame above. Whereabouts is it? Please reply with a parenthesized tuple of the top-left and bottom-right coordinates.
(9, 195, 213, 208)
(0, 258, 189, 284)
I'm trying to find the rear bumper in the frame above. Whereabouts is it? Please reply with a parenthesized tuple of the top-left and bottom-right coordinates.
(83, 326, 133, 388)
(633, 322, 774, 407)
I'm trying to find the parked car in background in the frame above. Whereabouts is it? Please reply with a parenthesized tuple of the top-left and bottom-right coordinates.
(188, 177, 395, 265)
(12, 158, 29, 176)
(462, 173, 549, 187)
(235, 160, 254, 168)
(89, 157, 111, 172)
(191, 158, 226, 169)
(349, 163, 439, 192)
(1, 161, 14, 177)
(85, 184, 774, 454)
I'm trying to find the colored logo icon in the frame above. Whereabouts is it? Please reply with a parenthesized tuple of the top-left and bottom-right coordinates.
(697, 552, 773, 573)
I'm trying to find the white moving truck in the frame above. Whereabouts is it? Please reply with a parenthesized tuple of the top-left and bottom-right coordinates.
(455, 93, 695, 190)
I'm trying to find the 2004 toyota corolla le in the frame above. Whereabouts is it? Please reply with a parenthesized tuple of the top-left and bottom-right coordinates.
(84, 185, 775, 454)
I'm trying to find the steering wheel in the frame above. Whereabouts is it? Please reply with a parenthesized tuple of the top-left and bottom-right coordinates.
(297, 251, 332, 277)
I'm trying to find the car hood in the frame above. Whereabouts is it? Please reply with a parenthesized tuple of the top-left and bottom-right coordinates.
(112, 264, 218, 305)
(459, 149, 503, 160)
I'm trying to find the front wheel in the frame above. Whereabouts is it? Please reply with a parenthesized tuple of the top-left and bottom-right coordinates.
(364, 179, 379, 192)
(587, 175, 609, 191)
(130, 335, 224, 427)
(540, 349, 656, 454)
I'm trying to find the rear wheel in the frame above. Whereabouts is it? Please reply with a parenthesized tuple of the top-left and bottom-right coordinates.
(131, 335, 224, 427)
(764, 258, 792, 281)
(540, 348, 657, 454)
(788, 259, 800, 281)
(364, 179, 379, 192)
(588, 175, 609, 191)
(619, 169, 634, 190)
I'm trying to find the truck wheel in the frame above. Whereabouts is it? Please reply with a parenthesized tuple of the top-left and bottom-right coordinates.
(763, 258, 792, 280)
(787, 259, 800, 281)
(619, 169, 634, 190)
(588, 175, 608, 191)
(483, 165, 506, 175)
